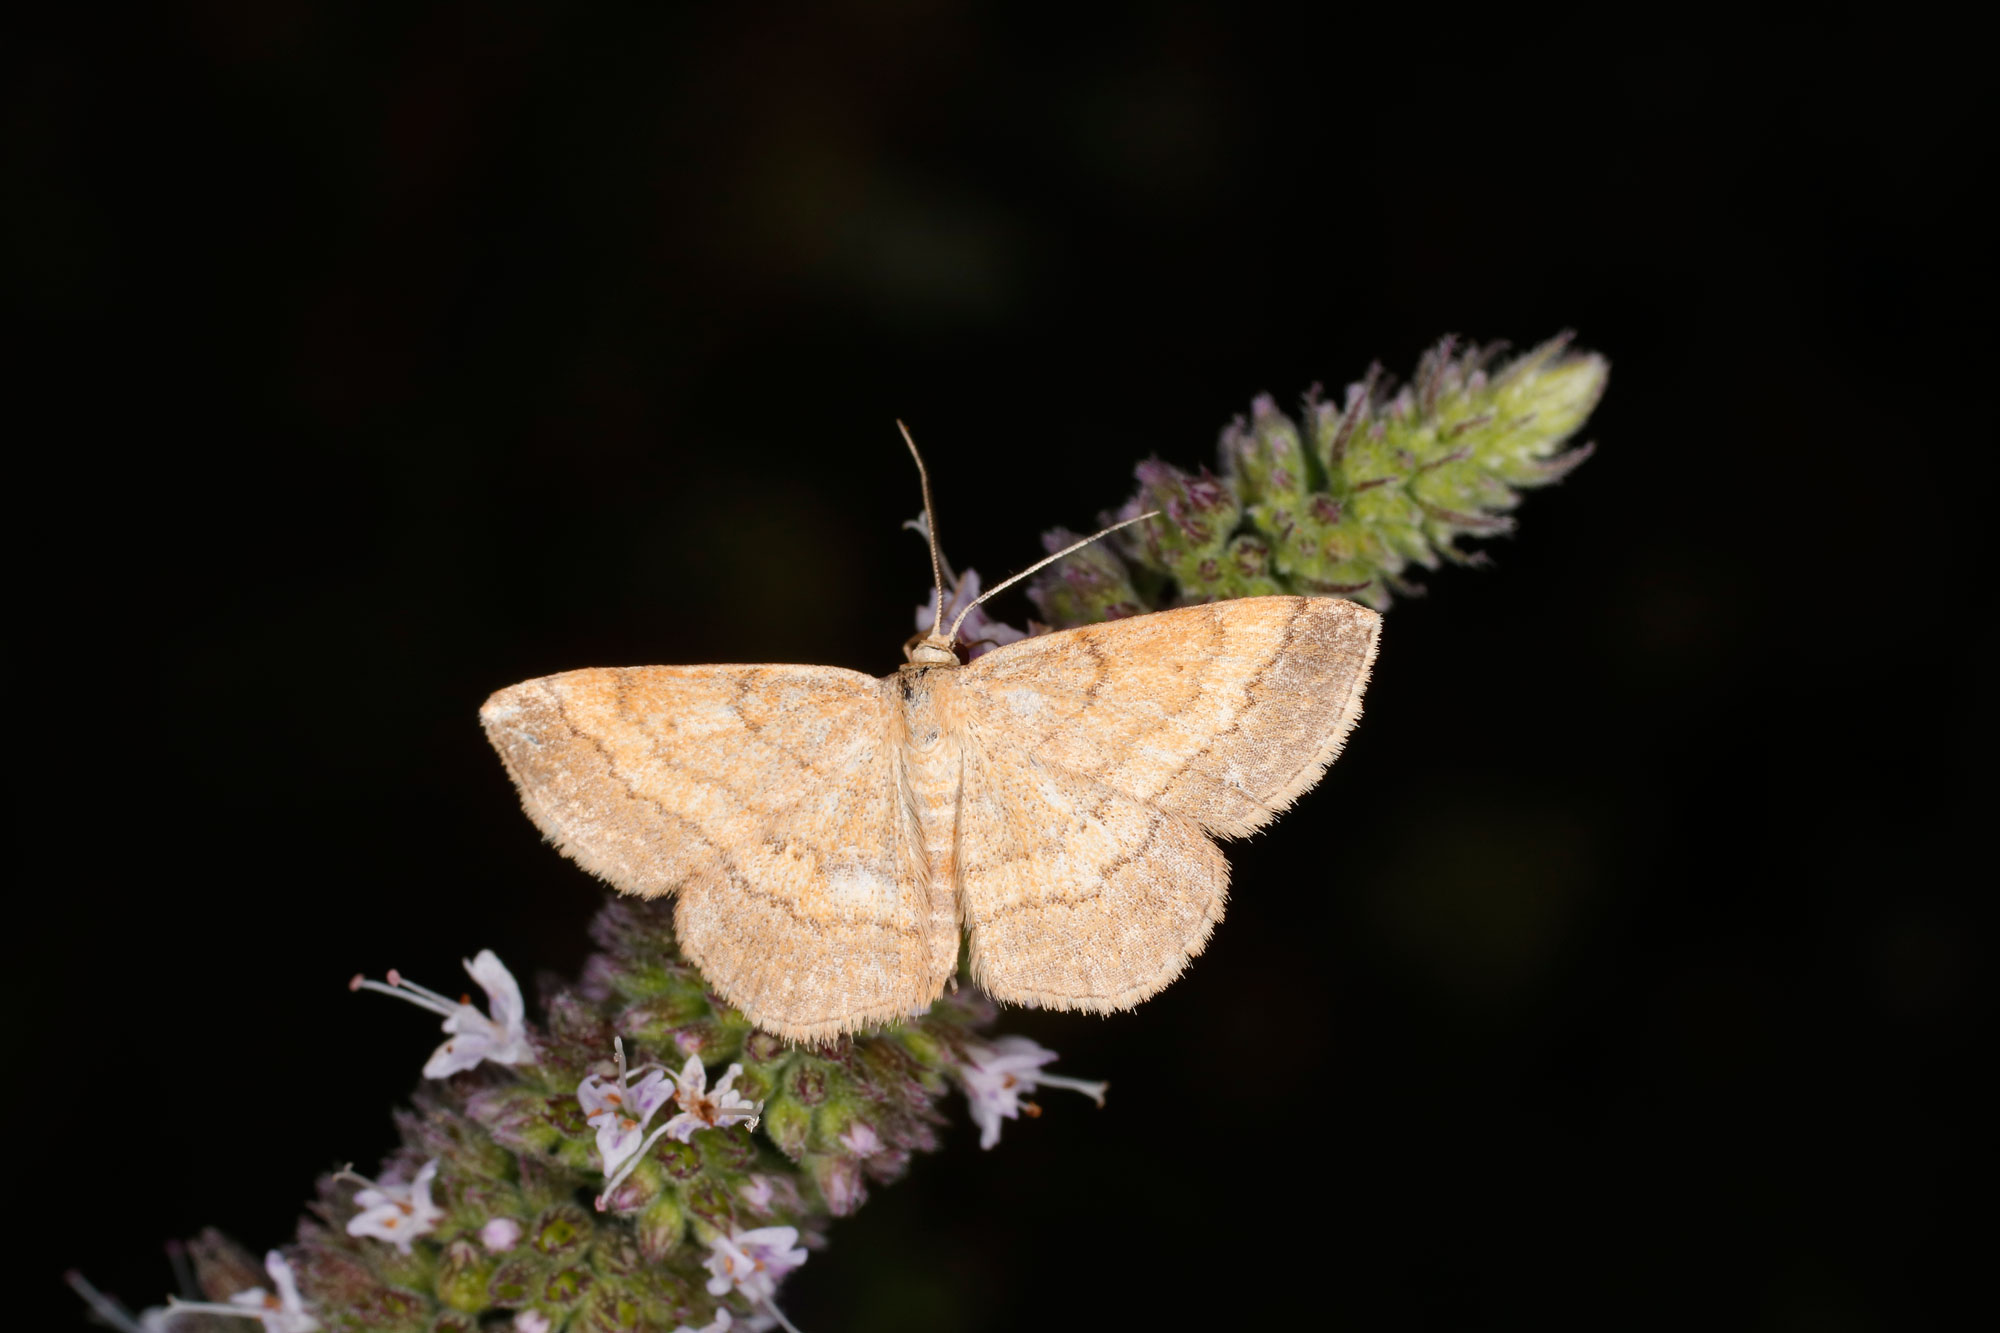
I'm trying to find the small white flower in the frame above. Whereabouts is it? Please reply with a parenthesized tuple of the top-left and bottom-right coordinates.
(660, 1055, 762, 1143)
(579, 1061, 675, 1177)
(163, 1251, 320, 1332)
(480, 1216, 524, 1252)
(580, 1045, 766, 1211)
(579, 1038, 687, 1210)
(350, 949, 535, 1077)
(704, 1226, 809, 1308)
(343, 1159, 445, 1253)
(514, 1313, 552, 1333)
(957, 1036, 1108, 1149)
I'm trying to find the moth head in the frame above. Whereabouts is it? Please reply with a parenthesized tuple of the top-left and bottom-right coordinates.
(906, 636, 960, 666)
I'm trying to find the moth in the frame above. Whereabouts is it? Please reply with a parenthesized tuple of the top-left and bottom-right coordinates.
(481, 430, 1381, 1042)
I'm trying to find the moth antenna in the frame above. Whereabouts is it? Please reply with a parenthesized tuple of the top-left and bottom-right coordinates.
(898, 420, 948, 637)
(901, 516, 960, 590)
(945, 509, 1161, 645)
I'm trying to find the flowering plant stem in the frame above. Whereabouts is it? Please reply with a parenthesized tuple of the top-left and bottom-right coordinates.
(82, 333, 1602, 1333)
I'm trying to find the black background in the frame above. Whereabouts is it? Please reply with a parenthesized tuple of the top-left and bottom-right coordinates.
(13, 3, 1985, 1329)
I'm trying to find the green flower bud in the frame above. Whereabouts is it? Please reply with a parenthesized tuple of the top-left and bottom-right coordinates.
(532, 1204, 593, 1258)
(542, 1263, 594, 1308)
(1025, 526, 1147, 627)
(434, 1239, 493, 1312)
(487, 1253, 547, 1306)
(1220, 394, 1309, 504)
(762, 1095, 812, 1158)
(636, 1191, 687, 1261)
(579, 1282, 650, 1332)
(1120, 459, 1242, 584)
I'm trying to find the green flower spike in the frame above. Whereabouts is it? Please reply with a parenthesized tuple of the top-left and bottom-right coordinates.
(73, 330, 1605, 1333)
(1033, 333, 1607, 618)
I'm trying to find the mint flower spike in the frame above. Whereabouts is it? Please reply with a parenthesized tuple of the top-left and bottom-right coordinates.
(337, 1158, 443, 1253)
(348, 948, 534, 1077)
(1031, 333, 1608, 618)
(957, 1036, 1110, 1149)
(163, 1250, 319, 1332)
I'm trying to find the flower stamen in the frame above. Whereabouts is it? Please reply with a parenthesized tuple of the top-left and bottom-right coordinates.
(954, 1036, 1108, 1149)
(350, 950, 534, 1078)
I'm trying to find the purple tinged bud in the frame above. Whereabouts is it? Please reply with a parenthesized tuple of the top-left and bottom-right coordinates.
(812, 1154, 867, 1216)
(596, 1173, 653, 1214)
(532, 1204, 592, 1257)
(1234, 537, 1265, 573)
(762, 1097, 811, 1158)
(791, 1067, 827, 1106)
(486, 1255, 540, 1307)
(1316, 365, 1382, 469)
(636, 1194, 687, 1263)
(1218, 413, 1254, 468)
(1026, 526, 1146, 629)
(871, 1147, 914, 1179)
(434, 1239, 492, 1313)
(743, 1031, 787, 1064)
(463, 1087, 562, 1155)
(544, 1267, 591, 1306)
(659, 1137, 705, 1181)
(1221, 395, 1308, 506)
(1414, 333, 1459, 416)
(1124, 459, 1241, 579)
(544, 991, 611, 1051)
